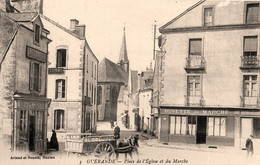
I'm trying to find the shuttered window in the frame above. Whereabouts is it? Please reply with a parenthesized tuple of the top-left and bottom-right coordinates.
(246, 3, 259, 23)
(244, 36, 258, 56)
(29, 61, 42, 91)
(54, 110, 65, 130)
(55, 79, 66, 99)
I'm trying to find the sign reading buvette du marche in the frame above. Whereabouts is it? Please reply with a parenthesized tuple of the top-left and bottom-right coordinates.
(161, 109, 230, 116)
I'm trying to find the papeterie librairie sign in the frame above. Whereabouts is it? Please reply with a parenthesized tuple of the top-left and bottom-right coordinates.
(26, 46, 47, 63)
(48, 68, 64, 74)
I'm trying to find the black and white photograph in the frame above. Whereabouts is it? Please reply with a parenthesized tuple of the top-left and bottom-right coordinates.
(1, 0, 260, 164)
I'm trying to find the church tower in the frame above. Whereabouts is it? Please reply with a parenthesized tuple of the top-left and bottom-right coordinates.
(10, 0, 43, 14)
(117, 27, 129, 74)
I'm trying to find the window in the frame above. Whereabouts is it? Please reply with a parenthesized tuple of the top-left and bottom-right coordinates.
(92, 61, 94, 77)
(92, 84, 94, 104)
(55, 79, 66, 99)
(54, 110, 65, 130)
(243, 75, 257, 97)
(95, 64, 97, 79)
(97, 86, 102, 105)
(208, 117, 226, 136)
(56, 49, 67, 67)
(244, 36, 257, 56)
(19, 110, 28, 141)
(87, 54, 89, 73)
(204, 7, 213, 26)
(187, 76, 201, 96)
(246, 3, 259, 23)
(170, 116, 187, 135)
(34, 24, 40, 43)
(189, 39, 202, 56)
(30, 61, 42, 91)
(86, 80, 88, 97)
(94, 86, 96, 105)
(188, 116, 196, 135)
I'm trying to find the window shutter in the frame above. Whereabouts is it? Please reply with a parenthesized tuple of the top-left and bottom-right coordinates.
(38, 64, 43, 92)
(244, 37, 258, 51)
(29, 61, 34, 90)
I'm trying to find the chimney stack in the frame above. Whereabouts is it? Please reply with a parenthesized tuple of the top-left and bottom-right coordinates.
(70, 19, 85, 39)
(70, 19, 79, 31)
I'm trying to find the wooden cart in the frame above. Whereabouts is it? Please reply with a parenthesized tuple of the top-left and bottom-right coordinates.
(65, 133, 116, 157)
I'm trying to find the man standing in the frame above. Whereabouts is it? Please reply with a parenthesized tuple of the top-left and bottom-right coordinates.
(245, 135, 254, 158)
(114, 123, 120, 139)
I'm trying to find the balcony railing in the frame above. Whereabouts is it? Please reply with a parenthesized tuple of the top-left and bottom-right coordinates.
(185, 56, 205, 70)
(185, 95, 205, 107)
(240, 96, 260, 108)
(240, 56, 260, 69)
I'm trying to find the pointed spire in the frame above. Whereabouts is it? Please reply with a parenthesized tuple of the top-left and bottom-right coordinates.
(118, 26, 129, 64)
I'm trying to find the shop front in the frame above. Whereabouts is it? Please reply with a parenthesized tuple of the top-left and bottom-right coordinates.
(159, 106, 260, 148)
(13, 96, 50, 153)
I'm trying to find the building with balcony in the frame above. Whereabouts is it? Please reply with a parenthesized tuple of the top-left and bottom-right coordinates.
(157, 0, 260, 149)
(41, 15, 99, 137)
(0, 11, 51, 153)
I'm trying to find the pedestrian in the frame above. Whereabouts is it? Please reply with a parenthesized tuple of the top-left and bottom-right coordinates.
(110, 120, 114, 129)
(49, 129, 59, 151)
(245, 135, 254, 158)
(114, 123, 120, 139)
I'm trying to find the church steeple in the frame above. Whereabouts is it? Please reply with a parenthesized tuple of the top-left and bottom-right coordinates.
(117, 26, 129, 73)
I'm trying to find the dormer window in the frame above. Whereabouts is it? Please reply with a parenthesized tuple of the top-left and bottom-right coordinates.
(246, 3, 259, 23)
(204, 7, 214, 26)
(34, 24, 40, 43)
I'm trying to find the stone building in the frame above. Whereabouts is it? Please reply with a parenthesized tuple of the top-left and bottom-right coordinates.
(97, 29, 129, 122)
(157, 0, 260, 150)
(41, 15, 99, 135)
(0, 11, 51, 153)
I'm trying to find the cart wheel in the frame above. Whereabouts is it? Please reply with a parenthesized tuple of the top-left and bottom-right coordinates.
(94, 142, 115, 158)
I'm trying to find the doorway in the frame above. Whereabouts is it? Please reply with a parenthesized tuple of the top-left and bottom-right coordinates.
(29, 116, 35, 151)
(196, 116, 207, 144)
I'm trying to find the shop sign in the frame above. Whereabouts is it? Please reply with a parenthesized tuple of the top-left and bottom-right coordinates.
(161, 109, 230, 116)
(48, 68, 64, 74)
(26, 46, 47, 63)
(18, 100, 45, 109)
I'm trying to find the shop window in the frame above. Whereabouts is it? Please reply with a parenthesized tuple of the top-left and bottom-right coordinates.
(246, 3, 259, 23)
(187, 76, 201, 96)
(204, 7, 214, 26)
(54, 110, 65, 130)
(208, 117, 226, 136)
(56, 49, 67, 67)
(170, 116, 187, 135)
(19, 110, 28, 141)
(34, 24, 40, 43)
(55, 79, 66, 99)
(243, 75, 257, 97)
(244, 36, 257, 56)
(188, 116, 196, 135)
(29, 61, 42, 91)
(253, 118, 260, 137)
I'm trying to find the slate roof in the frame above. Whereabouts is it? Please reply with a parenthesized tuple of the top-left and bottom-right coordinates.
(0, 12, 19, 65)
(98, 58, 128, 84)
(118, 28, 128, 63)
(2, 12, 38, 22)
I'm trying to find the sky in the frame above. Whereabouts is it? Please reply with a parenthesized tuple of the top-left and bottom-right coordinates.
(43, 0, 200, 72)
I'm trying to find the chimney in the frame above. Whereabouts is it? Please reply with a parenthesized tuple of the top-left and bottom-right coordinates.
(70, 19, 79, 31)
(75, 24, 85, 39)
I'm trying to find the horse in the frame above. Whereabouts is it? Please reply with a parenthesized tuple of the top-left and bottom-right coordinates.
(115, 134, 139, 159)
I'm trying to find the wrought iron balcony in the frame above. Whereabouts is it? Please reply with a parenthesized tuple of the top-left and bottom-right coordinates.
(185, 95, 205, 107)
(185, 56, 205, 70)
(240, 56, 260, 69)
(240, 96, 260, 108)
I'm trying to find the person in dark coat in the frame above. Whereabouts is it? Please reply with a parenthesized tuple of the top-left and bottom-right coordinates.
(114, 123, 120, 139)
(245, 135, 254, 158)
(50, 129, 59, 151)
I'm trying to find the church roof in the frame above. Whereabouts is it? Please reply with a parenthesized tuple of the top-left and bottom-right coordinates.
(118, 27, 128, 63)
(98, 58, 128, 84)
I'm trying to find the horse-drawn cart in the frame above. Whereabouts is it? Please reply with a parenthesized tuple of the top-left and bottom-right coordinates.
(65, 133, 116, 157)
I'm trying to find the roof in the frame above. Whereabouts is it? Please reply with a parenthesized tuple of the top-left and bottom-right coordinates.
(159, 0, 205, 32)
(0, 12, 19, 65)
(118, 27, 129, 63)
(98, 58, 128, 84)
(2, 12, 38, 22)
